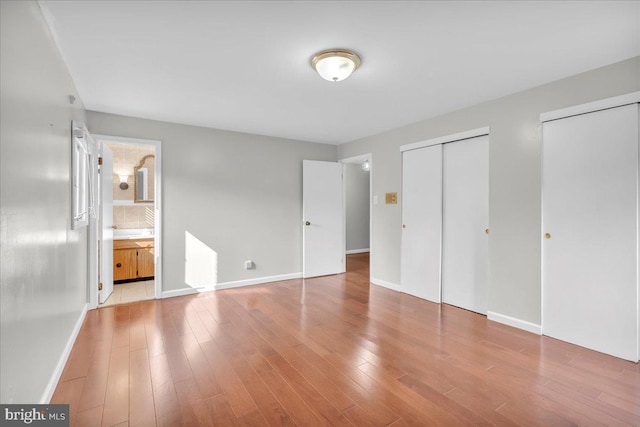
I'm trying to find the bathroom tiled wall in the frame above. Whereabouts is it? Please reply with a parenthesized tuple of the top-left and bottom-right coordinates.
(106, 142, 155, 229)
(106, 142, 155, 202)
(113, 205, 155, 229)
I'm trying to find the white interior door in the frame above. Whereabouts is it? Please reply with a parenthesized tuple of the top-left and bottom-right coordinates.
(99, 145, 114, 304)
(401, 145, 443, 302)
(542, 103, 638, 361)
(86, 132, 100, 308)
(303, 160, 344, 278)
(442, 136, 489, 314)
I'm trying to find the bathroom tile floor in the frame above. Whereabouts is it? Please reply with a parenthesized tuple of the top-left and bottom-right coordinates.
(101, 280, 155, 307)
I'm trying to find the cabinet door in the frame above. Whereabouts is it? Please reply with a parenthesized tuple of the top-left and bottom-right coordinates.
(137, 248, 155, 278)
(542, 103, 638, 361)
(400, 145, 443, 303)
(114, 249, 137, 281)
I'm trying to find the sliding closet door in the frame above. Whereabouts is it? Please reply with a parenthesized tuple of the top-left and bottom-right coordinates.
(442, 135, 489, 314)
(542, 103, 638, 361)
(400, 145, 442, 302)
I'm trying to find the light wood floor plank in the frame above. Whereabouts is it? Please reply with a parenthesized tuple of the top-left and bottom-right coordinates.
(51, 253, 640, 426)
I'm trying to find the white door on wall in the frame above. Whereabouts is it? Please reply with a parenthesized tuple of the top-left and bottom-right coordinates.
(542, 103, 639, 361)
(303, 160, 344, 278)
(442, 135, 489, 314)
(400, 145, 443, 302)
(99, 144, 114, 304)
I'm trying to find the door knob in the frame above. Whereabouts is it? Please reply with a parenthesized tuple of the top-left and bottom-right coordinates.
(485, 228, 489, 234)
(305, 221, 311, 226)
(544, 233, 551, 239)
(116, 263, 122, 268)
(402, 224, 406, 229)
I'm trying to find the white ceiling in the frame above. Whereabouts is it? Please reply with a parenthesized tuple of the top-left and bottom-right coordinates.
(40, 1, 639, 145)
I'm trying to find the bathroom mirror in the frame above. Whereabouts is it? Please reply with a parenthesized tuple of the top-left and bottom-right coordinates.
(134, 154, 155, 203)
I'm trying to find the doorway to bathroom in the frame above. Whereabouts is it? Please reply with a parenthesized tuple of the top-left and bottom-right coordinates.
(91, 135, 162, 308)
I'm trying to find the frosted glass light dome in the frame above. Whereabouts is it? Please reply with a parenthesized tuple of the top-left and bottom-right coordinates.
(311, 50, 361, 82)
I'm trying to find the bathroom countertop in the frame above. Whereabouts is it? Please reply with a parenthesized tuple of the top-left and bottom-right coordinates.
(113, 228, 155, 241)
(113, 235, 155, 241)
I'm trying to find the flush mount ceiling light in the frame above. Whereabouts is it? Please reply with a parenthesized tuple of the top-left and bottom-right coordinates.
(311, 49, 361, 82)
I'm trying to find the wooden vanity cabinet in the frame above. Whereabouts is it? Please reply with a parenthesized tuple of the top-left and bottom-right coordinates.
(113, 248, 137, 281)
(137, 246, 155, 278)
(113, 238, 155, 282)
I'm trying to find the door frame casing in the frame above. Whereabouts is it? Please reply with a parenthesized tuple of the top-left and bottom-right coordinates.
(90, 134, 163, 308)
(339, 154, 373, 280)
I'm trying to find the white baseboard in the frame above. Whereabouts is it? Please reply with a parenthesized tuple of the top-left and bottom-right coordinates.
(214, 272, 302, 290)
(161, 272, 303, 298)
(487, 311, 541, 335)
(41, 303, 88, 404)
(161, 287, 200, 299)
(346, 248, 370, 255)
(370, 277, 400, 291)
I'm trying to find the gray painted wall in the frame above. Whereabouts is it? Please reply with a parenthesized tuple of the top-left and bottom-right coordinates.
(1, 1, 88, 403)
(87, 112, 336, 292)
(338, 56, 640, 325)
(345, 164, 370, 251)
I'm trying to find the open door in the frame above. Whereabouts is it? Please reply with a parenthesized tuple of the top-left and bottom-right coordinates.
(303, 160, 344, 278)
(99, 144, 114, 303)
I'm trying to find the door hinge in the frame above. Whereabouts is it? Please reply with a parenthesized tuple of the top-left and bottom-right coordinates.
(98, 282, 103, 291)
(98, 156, 103, 165)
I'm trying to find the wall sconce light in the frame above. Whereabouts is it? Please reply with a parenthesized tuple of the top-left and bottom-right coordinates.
(362, 160, 370, 172)
(118, 174, 129, 190)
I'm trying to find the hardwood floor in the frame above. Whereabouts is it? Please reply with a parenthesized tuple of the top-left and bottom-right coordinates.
(52, 253, 640, 426)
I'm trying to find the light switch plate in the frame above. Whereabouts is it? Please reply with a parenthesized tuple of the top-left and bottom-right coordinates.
(385, 192, 397, 204)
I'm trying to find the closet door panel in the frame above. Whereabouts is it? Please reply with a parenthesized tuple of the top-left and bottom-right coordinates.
(401, 145, 443, 302)
(542, 103, 638, 361)
(442, 135, 489, 314)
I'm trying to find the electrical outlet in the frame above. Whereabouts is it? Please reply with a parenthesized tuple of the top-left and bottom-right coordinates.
(244, 260, 255, 270)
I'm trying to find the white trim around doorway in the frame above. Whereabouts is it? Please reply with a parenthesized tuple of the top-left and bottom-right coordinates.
(91, 134, 163, 308)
